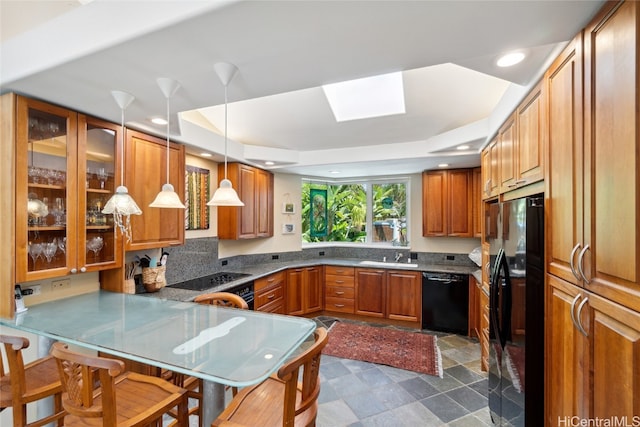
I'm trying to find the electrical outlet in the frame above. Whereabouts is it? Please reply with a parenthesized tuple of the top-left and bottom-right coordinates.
(51, 279, 70, 291)
(272, 254, 279, 260)
(446, 255, 455, 261)
(25, 285, 41, 295)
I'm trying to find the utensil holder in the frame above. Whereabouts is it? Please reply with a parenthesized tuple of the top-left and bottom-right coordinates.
(124, 279, 136, 294)
(142, 266, 166, 292)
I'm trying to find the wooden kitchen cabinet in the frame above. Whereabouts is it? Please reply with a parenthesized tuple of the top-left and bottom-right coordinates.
(124, 129, 185, 251)
(547, 274, 640, 424)
(422, 169, 473, 237)
(324, 265, 355, 314)
(355, 268, 420, 323)
(545, 1, 640, 423)
(255, 271, 285, 313)
(498, 113, 516, 192)
(515, 82, 544, 186)
(10, 95, 123, 285)
(386, 270, 421, 323)
(545, 32, 584, 286)
(286, 266, 322, 315)
(481, 137, 500, 200)
(355, 268, 386, 318)
(217, 163, 273, 240)
(546, 0, 639, 311)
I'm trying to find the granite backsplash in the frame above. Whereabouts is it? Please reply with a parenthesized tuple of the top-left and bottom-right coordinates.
(163, 237, 477, 286)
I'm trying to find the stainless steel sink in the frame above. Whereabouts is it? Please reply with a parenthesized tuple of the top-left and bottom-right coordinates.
(358, 260, 418, 268)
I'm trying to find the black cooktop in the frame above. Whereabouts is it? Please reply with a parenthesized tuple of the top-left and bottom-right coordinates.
(169, 272, 251, 291)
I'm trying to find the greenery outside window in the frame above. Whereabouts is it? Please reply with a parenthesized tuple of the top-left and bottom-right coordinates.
(301, 179, 408, 245)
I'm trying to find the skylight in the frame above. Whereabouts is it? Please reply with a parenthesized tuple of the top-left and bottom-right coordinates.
(322, 72, 406, 122)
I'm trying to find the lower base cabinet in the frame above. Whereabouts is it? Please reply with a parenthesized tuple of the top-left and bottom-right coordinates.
(254, 271, 285, 314)
(324, 266, 355, 314)
(355, 268, 421, 323)
(546, 274, 640, 424)
(286, 266, 323, 315)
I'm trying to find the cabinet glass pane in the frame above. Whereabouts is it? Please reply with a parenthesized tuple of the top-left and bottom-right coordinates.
(26, 109, 68, 273)
(84, 124, 116, 266)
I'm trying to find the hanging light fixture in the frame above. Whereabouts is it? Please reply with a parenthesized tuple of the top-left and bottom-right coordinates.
(207, 62, 244, 206)
(149, 78, 186, 209)
(102, 90, 142, 241)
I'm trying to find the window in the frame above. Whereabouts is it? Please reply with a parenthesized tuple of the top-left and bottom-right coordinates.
(301, 179, 408, 245)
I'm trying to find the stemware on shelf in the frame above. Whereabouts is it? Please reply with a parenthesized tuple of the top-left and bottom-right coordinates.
(28, 242, 43, 269)
(42, 242, 58, 263)
(97, 167, 108, 189)
(86, 236, 104, 260)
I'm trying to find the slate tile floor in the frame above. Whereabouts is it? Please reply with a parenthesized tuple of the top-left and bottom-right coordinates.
(313, 316, 492, 427)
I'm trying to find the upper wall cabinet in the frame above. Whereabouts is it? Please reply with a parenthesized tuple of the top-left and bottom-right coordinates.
(217, 163, 273, 240)
(481, 82, 545, 199)
(124, 129, 185, 251)
(515, 83, 545, 185)
(481, 137, 500, 200)
(422, 169, 473, 237)
(11, 95, 123, 284)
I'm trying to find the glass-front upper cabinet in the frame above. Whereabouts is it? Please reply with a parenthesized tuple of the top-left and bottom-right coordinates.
(15, 96, 122, 283)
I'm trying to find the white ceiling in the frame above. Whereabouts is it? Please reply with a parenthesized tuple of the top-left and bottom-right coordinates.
(0, 0, 604, 179)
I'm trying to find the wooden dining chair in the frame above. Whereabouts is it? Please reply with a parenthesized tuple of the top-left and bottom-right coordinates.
(0, 334, 66, 427)
(50, 341, 188, 427)
(166, 291, 250, 427)
(192, 292, 249, 309)
(211, 326, 328, 427)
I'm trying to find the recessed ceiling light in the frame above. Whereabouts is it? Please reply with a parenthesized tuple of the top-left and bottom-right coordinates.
(457, 145, 470, 150)
(438, 163, 449, 168)
(265, 161, 275, 166)
(151, 117, 167, 125)
(497, 52, 526, 67)
(200, 153, 212, 157)
(322, 72, 406, 122)
(329, 170, 341, 174)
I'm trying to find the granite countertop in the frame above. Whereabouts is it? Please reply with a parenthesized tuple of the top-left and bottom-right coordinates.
(145, 258, 478, 302)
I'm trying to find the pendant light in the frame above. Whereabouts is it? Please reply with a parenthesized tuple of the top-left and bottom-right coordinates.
(149, 77, 186, 209)
(102, 90, 142, 242)
(207, 62, 244, 206)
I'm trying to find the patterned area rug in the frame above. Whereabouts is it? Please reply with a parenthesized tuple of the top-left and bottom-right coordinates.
(323, 322, 442, 377)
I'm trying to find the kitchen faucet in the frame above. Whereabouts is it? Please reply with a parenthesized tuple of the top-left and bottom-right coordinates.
(394, 252, 403, 262)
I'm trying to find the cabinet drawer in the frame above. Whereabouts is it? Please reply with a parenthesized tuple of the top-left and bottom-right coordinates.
(325, 266, 354, 276)
(325, 274, 355, 288)
(325, 297, 355, 314)
(255, 271, 285, 292)
(255, 285, 284, 308)
(325, 285, 355, 299)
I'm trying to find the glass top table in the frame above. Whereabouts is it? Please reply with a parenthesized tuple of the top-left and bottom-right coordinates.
(0, 290, 317, 424)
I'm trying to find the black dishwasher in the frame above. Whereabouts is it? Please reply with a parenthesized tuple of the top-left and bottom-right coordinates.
(422, 272, 469, 334)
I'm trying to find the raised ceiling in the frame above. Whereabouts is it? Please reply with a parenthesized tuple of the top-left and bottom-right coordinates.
(0, 0, 604, 178)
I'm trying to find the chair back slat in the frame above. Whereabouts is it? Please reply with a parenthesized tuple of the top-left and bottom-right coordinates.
(51, 342, 124, 424)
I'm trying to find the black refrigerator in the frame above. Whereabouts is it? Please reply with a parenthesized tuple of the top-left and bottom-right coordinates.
(486, 195, 544, 426)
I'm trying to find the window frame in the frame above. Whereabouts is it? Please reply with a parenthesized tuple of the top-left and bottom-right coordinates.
(301, 176, 411, 247)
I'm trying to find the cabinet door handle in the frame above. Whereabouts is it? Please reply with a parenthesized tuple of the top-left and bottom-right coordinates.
(335, 291, 344, 296)
(267, 294, 275, 299)
(575, 296, 589, 337)
(569, 243, 581, 281)
(267, 278, 275, 282)
(569, 294, 581, 331)
(577, 244, 590, 284)
(334, 304, 345, 308)
(335, 280, 344, 284)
